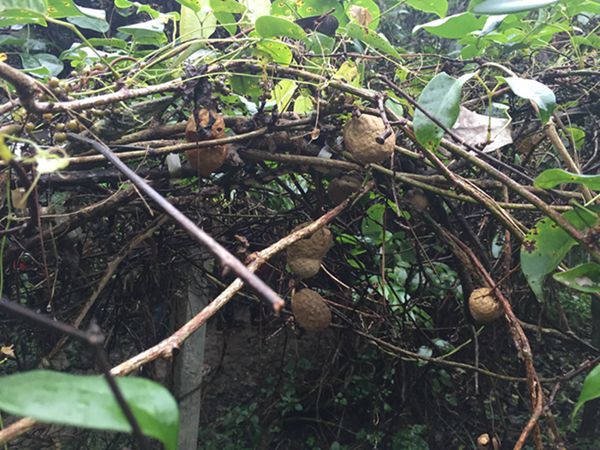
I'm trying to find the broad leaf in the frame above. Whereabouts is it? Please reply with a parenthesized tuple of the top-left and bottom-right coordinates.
(118, 19, 168, 46)
(413, 13, 487, 39)
(0, 0, 47, 27)
(20, 53, 64, 78)
(534, 169, 600, 191)
(255, 16, 306, 40)
(553, 263, 600, 294)
(46, 0, 86, 18)
(209, 0, 245, 13)
(0, 370, 179, 450)
(451, 106, 512, 153)
(256, 39, 293, 65)
(345, 23, 402, 59)
(471, 0, 559, 14)
(413, 72, 474, 150)
(293, 94, 313, 114)
(345, 0, 380, 30)
(520, 208, 599, 299)
(504, 76, 556, 124)
(272, 79, 297, 112)
(180, 2, 217, 41)
(574, 364, 600, 416)
(214, 11, 237, 36)
(406, 0, 448, 17)
(68, 7, 109, 32)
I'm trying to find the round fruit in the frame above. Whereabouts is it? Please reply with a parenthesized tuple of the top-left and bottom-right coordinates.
(55, 123, 65, 131)
(25, 122, 36, 132)
(291, 289, 332, 331)
(54, 132, 67, 143)
(66, 119, 79, 132)
(343, 114, 396, 164)
(42, 113, 53, 122)
(468, 287, 503, 323)
(48, 77, 60, 89)
(327, 174, 362, 205)
(286, 225, 333, 279)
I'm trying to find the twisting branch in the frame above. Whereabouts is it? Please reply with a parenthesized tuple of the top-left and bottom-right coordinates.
(65, 132, 285, 312)
(0, 183, 371, 445)
(0, 298, 149, 448)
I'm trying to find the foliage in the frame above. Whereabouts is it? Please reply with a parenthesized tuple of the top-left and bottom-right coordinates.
(0, 0, 599, 448)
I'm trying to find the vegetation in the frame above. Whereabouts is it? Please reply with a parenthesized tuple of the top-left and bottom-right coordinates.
(0, 0, 599, 448)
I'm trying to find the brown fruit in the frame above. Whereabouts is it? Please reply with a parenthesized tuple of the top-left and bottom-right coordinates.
(343, 114, 395, 164)
(54, 132, 67, 143)
(469, 287, 503, 323)
(286, 224, 333, 279)
(48, 77, 60, 89)
(66, 119, 79, 132)
(328, 174, 362, 204)
(291, 289, 332, 331)
(185, 109, 228, 177)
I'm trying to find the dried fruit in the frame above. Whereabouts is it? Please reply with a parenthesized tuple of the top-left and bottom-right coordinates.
(54, 132, 67, 143)
(291, 289, 332, 331)
(343, 114, 396, 164)
(286, 224, 333, 279)
(185, 109, 228, 177)
(328, 174, 362, 205)
(66, 119, 79, 132)
(468, 287, 503, 323)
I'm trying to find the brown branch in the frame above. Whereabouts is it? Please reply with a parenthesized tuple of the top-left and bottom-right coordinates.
(66, 132, 285, 311)
(44, 215, 168, 362)
(0, 184, 370, 445)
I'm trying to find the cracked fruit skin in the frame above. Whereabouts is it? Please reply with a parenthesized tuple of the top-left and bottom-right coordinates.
(292, 289, 332, 331)
(185, 109, 228, 177)
(343, 114, 396, 164)
(286, 225, 333, 279)
(469, 287, 503, 323)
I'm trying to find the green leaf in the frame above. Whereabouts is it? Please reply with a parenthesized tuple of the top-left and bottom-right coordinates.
(298, 0, 345, 24)
(574, 364, 600, 416)
(413, 72, 474, 150)
(176, 0, 202, 12)
(504, 76, 556, 124)
(333, 60, 360, 87)
(0, 0, 47, 27)
(361, 203, 386, 245)
(272, 79, 297, 112)
(210, 0, 245, 13)
(67, 7, 109, 32)
(345, 0, 381, 30)
(255, 16, 307, 40)
(46, 0, 85, 18)
(0, 370, 179, 450)
(180, 2, 217, 41)
(413, 13, 487, 39)
(214, 11, 237, 36)
(118, 19, 167, 46)
(256, 39, 293, 65)
(520, 208, 599, 299)
(20, 53, 64, 78)
(534, 169, 600, 191)
(345, 23, 401, 58)
(553, 263, 600, 294)
(230, 74, 261, 102)
(406, 0, 448, 17)
(293, 94, 313, 114)
(471, 0, 559, 14)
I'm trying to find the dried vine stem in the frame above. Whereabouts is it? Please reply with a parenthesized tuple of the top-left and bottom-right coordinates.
(44, 215, 169, 362)
(66, 132, 285, 311)
(0, 183, 371, 445)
